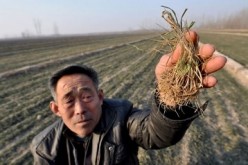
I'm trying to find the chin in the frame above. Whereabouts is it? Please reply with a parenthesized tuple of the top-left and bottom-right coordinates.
(77, 130, 92, 137)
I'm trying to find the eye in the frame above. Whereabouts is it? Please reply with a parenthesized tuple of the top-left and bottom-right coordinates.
(82, 95, 93, 102)
(86, 95, 92, 99)
(65, 97, 75, 104)
(66, 99, 73, 103)
(63, 97, 75, 108)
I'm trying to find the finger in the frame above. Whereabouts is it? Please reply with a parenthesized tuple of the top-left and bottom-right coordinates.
(203, 55, 227, 74)
(199, 44, 215, 60)
(203, 75, 218, 88)
(185, 31, 198, 45)
(170, 31, 198, 64)
(155, 54, 171, 79)
(170, 44, 182, 64)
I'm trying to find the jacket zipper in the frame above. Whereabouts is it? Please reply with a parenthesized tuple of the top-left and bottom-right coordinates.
(95, 111, 117, 165)
(108, 145, 115, 165)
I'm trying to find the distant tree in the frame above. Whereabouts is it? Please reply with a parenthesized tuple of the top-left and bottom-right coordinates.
(53, 23, 60, 36)
(21, 30, 31, 38)
(33, 19, 42, 35)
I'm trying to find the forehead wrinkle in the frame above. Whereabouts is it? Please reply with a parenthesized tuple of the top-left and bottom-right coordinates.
(61, 79, 91, 90)
(62, 85, 92, 99)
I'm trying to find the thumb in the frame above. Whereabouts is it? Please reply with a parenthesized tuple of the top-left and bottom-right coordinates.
(155, 54, 171, 79)
(155, 31, 198, 80)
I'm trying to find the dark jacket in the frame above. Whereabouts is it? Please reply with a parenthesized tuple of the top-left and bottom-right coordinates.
(31, 99, 200, 165)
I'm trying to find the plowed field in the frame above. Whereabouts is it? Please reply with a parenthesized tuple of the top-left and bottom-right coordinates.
(0, 32, 247, 165)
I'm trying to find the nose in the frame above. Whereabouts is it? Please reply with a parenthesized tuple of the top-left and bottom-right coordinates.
(74, 100, 87, 115)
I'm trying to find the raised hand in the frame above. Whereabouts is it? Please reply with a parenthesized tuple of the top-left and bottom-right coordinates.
(155, 31, 227, 88)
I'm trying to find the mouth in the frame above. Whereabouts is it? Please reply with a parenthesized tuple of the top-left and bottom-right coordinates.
(75, 119, 92, 126)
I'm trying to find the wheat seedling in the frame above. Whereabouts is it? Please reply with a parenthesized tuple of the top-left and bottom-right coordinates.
(156, 6, 206, 109)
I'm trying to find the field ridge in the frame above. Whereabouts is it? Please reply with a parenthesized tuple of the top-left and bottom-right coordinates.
(0, 38, 149, 79)
(216, 51, 248, 89)
(199, 42, 248, 89)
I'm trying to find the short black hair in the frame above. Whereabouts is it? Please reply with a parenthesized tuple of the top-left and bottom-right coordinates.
(49, 65, 99, 100)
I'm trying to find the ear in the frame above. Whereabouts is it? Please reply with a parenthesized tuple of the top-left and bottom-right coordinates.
(50, 101, 61, 117)
(98, 89, 104, 104)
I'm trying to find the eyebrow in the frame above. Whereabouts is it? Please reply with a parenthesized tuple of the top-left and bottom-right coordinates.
(78, 86, 93, 93)
(62, 86, 94, 100)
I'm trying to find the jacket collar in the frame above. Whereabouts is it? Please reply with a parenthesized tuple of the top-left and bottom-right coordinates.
(91, 99, 117, 165)
(94, 99, 117, 134)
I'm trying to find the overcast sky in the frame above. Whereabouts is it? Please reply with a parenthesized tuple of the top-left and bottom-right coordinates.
(0, 0, 247, 39)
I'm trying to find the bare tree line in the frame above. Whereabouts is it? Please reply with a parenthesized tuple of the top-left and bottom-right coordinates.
(198, 7, 248, 29)
(20, 8, 247, 38)
(21, 19, 59, 38)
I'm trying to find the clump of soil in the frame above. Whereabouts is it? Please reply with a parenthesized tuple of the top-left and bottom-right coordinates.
(156, 6, 205, 108)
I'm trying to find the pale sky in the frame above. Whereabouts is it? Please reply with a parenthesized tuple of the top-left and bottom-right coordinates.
(0, 0, 247, 39)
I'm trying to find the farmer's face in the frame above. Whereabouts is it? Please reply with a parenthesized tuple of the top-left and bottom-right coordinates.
(50, 74, 103, 137)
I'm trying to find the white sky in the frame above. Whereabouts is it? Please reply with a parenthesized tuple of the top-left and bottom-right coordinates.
(0, 0, 247, 39)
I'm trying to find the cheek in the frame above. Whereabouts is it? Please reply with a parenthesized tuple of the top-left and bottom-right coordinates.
(90, 102, 102, 119)
(58, 106, 74, 119)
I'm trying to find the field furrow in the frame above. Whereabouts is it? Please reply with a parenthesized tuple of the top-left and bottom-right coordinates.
(0, 32, 247, 165)
(0, 33, 157, 72)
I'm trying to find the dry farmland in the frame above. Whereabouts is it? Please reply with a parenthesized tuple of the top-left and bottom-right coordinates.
(199, 30, 248, 66)
(0, 31, 248, 165)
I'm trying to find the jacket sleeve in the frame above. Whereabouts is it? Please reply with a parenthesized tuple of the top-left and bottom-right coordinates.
(126, 98, 202, 149)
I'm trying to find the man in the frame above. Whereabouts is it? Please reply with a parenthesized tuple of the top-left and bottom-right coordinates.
(31, 31, 226, 164)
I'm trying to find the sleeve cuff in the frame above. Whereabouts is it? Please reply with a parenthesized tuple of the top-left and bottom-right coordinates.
(154, 87, 208, 120)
